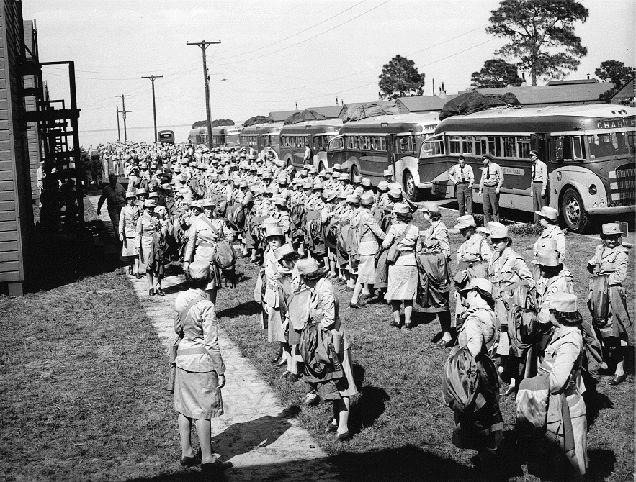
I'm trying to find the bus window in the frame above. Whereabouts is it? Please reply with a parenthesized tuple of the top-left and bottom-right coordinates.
(517, 136, 531, 158)
(562, 136, 586, 161)
(503, 136, 516, 157)
(462, 136, 474, 154)
(449, 136, 461, 154)
(328, 137, 344, 151)
(361, 136, 369, 150)
(379, 137, 387, 151)
(420, 136, 445, 157)
(369, 137, 377, 150)
(587, 133, 619, 158)
(475, 137, 487, 156)
(627, 131, 635, 154)
(487, 136, 502, 157)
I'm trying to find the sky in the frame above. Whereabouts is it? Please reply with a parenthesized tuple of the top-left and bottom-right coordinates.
(22, 0, 635, 146)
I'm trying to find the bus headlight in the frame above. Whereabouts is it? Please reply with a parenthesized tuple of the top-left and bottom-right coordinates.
(588, 184, 597, 195)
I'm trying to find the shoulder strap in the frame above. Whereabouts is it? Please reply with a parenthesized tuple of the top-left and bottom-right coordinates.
(197, 214, 221, 236)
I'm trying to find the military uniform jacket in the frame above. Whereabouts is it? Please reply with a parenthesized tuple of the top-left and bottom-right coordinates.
(536, 272, 574, 324)
(457, 233, 492, 266)
(488, 247, 535, 293)
(184, 214, 225, 263)
(587, 244, 628, 285)
(533, 224, 566, 258)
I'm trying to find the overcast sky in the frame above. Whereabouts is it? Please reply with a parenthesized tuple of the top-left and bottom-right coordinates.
(23, 0, 635, 144)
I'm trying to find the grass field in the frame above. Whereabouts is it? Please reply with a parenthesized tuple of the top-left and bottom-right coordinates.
(216, 209, 635, 480)
(0, 204, 633, 481)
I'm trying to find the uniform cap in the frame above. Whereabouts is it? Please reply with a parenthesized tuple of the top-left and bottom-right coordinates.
(313, 180, 324, 190)
(202, 198, 215, 207)
(461, 277, 493, 295)
(265, 225, 285, 238)
(361, 177, 371, 187)
(274, 244, 296, 261)
(295, 257, 326, 278)
(392, 203, 410, 216)
(377, 181, 389, 192)
(360, 192, 374, 206)
(332, 163, 342, 172)
(191, 200, 204, 209)
(488, 222, 509, 239)
(602, 223, 622, 236)
(549, 293, 578, 313)
(346, 194, 360, 205)
(154, 205, 166, 215)
(535, 206, 558, 221)
(136, 188, 148, 196)
(422, 202, 440, 214)
(125, 191, 137, 199)
(338, 172, 349, 181)
(454, 214, 476, 231)
(535, 249, 560, 267)
(323, 190, 338, 202)
(352, 175, 362, 184)
(383, 167, 393, 177)
(143, 199, 156, 208)
(272, 196, 286, 206)
(388, 186, 402, 198)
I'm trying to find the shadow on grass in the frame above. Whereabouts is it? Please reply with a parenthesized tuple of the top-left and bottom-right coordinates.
(217, 300, 262, 319)
(128, 443, 478, 481)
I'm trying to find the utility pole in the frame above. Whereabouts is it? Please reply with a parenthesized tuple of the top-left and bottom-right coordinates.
(117, 94, 132, 142)
(116, 107, 121, 142)
(187, 39, 221, 150)
(141, 75, 163, 143)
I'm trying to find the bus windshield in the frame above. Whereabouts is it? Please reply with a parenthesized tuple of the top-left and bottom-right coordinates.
(587, 131, 635, 159)
(328, 136, 344, 151)
(419, 134, 445, 157)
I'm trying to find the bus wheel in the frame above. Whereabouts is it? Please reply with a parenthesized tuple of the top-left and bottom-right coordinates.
(560, 187, 590, 233)
(403, 170, 419, 201)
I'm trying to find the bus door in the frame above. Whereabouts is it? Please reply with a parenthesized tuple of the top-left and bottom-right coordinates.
(385, 134, 396, 180)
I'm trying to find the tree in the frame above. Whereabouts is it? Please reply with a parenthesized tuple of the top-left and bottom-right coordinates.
(486, 0, 588, 86)
(470, 58, 524, 88)
(378, 55, 425, 100)
(595, 60, 635, 86)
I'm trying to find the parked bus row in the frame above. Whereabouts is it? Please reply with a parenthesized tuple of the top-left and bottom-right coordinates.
(187, 104, 634, 232)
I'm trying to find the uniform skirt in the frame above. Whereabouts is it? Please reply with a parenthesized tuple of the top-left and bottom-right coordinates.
(121, 236, 138, 258)
(386, 264, 417, 301)
(357, 254, 376, 284)
(267, 306, 286, 343)
(138, 235, 154, 272)
(174, 368, 224, 419)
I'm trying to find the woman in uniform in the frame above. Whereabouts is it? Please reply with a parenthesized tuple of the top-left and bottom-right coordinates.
(296, 257, 357, 441)
(173, 276, 231, 473)
(539, 293, 588, 477)
(263, 225, 287, 365)
(587, 223, 631, 386)
(487, 222, 535, 394)
(350, 192, 385, 308)
(136, 199, 159, 295)
(183, 200, 225, 303)
(417, 203, 452, 343)
(382, 203, 419, 329)
(119, 192, 140, 276)
(453, 278, 503, 473)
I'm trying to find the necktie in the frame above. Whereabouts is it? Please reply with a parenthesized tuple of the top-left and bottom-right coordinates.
(532, 162, 535, 180)
(486, 167, 490, 179)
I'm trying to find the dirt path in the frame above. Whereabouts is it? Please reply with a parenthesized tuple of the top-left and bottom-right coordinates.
(88, 196, 340, 481)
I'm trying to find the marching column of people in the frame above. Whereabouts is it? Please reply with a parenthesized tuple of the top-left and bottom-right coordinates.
(98, 140, 631, 476)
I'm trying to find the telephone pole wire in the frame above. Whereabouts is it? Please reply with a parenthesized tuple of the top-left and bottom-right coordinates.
(187, 39, 221, 150)
(141, 75, 163, 143)
(116, 95, 132, 142)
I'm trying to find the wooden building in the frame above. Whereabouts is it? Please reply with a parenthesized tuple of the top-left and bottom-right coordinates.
(0, 0, 33, 295)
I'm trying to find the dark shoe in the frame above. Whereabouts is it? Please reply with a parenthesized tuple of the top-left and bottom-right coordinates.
(431, 332, 443, 343)
(609, 374, 626, 386)
(180, 449, 201, 467)
(390, 321, 402, 329)
(201, 460, 233, 473)
(271, 356, 282, 365)
(349, 301, 361, 309)
(444, 338, 456, 348)
(156, 288, 165, 296)
(325, 421, 338, 433)
(336, 430, 352, 441)
(149, 288, 155, 296)
(405, 323, 413, 330)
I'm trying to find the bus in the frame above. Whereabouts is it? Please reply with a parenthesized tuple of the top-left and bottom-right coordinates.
(326, 112, 439, 198)
(224, 125, 241, 147)
(157, 129, 175, 144)
(211, 126, 225, 148)
(240, 123, 283, 158)
(418, 104, 635, 232)
(279, 119, 343, 171)
(188, 126, 207, 146)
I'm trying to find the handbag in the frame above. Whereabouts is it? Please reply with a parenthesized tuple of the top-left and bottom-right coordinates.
(386, 225, 410, 264)
(515, 373, 549, 432)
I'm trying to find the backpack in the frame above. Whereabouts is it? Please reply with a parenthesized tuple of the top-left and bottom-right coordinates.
(213, 239, 236, 270)
(304, 211, 322, 250)
(290, 204, 306, 237)
(507, 287, 539, 357)
(442, 346, 484, 413)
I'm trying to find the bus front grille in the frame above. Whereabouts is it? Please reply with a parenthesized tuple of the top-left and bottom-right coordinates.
(609, 165, 636, 206)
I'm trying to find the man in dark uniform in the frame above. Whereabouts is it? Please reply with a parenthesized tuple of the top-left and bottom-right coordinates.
(97, 174, 126, 239)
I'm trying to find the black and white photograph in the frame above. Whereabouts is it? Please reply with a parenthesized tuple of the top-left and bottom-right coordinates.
(0, 0, 634, 480)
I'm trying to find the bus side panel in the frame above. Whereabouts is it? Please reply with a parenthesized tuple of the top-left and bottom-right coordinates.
(344, 152, 388, 185)
(327, 150, 346, 171)
(314, 151, 328, 171)
(418, 156, 453, 195)
(549, 164, 609, 214)
(395, 155, 421, 189)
